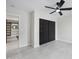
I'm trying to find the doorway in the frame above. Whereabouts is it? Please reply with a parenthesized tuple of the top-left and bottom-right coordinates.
(39, 19, 55, 45)
(6, 17, 19, 51)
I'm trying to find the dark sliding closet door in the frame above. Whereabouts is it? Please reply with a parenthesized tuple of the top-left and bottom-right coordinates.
(40, 19, 49, 45)
(48, 21, 55, 42)
(40, 19, 55, 45)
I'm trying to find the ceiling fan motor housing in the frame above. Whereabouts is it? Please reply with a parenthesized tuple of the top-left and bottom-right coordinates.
(57, 2, 60, 6)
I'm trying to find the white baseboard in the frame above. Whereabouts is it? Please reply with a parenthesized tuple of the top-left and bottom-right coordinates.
(57, 39, 72, 43)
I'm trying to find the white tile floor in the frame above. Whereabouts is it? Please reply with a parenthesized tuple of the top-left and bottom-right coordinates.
(6, 40, 72, 59)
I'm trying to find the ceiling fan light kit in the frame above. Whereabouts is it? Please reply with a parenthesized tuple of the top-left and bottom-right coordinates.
(45, 0, 72, 16)
(56, 10, 60, 12)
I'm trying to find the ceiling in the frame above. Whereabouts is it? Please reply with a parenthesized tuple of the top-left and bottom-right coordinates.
(6, 0, 72, 15)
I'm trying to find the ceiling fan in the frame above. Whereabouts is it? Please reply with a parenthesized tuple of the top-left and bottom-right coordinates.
(45, 0, 72, 16)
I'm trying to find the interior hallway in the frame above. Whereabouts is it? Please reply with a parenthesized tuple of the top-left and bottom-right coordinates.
(6, 40, 72, 59)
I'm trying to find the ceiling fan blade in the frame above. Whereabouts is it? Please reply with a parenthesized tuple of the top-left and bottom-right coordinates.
(45, 6, 55, 9)
(50, 11, 56, 14)
(60, 0, 65, 7)
(60, 8, 72, 10)
(58, 12, 63, 15)
(57, 0, 65, 7)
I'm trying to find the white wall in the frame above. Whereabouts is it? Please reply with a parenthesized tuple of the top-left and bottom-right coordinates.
(57, 14, 72, 43)
(31, 10, 58, 48)
(7, 8, 31, 47)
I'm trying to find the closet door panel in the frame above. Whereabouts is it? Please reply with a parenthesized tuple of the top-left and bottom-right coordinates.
(48, 21, 55, 41)
(40, 19, 49, 45)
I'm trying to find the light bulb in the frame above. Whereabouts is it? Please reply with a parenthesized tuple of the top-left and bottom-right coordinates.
(56, 10, 60, 12)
